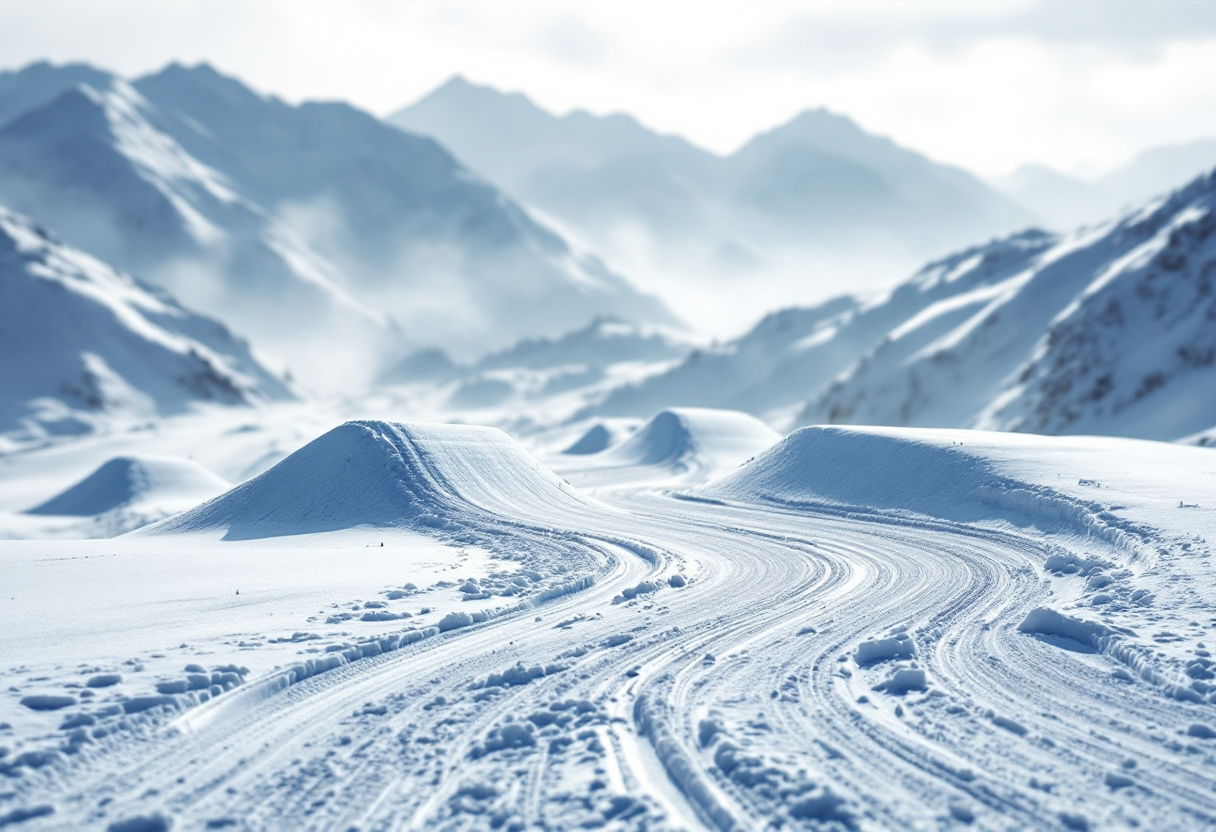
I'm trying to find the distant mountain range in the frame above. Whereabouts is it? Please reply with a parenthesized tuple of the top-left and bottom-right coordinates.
(583, 170, 1216, 442)
(0, 204, 293, 439)
(994, 139, 1216, 230)
(0, 61, 675, 389)
(390, 76, 1038, 325)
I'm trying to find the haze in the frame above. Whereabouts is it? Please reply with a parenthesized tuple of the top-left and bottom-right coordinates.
(3, 0, 1216, 177)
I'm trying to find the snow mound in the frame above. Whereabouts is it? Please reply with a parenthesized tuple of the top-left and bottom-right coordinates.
(145, 420, 593, 539)
(561, 420, 642, 455)
(29, 455, 229, 517)
(703, 426, 991, 520)
(701, 425, 1211, 561)
(563, 424, 615, 455)
(598, 408, 780, 473)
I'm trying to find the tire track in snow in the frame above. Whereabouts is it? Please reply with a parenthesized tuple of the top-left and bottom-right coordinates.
(13, 487, 1216, 830)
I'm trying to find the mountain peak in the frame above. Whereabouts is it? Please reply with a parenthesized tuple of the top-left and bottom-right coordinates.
(0, 59, 117, 127)
(134, 60, 271, 113)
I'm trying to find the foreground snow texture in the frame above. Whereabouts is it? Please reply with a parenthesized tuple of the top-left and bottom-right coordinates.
(2, 420, 1216, 831)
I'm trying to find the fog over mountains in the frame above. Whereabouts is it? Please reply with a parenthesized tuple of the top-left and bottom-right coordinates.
(2, 59, 1214, 444)
(996, 138, 1216, 230)
(391, 77, 1038, 325)
(0, 61, 675, 391)
(0, 204, 292, 438)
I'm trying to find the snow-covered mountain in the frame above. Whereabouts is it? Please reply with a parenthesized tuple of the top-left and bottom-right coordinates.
(0, 61, 675, 386)
(0, 204, 293, 438)
(806, 171, 1216, 441)
(585, 170, 1216, 442)
(389, 78, 1037, 324)
(995, 140, 1216, 230)
(586, 232, 1054, 422)
(473, 316, 690, 373)
(0, 72, 390, 390)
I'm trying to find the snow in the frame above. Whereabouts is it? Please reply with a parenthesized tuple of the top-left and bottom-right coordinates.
(556, 407, 781, 487)
(0, 204, 293, 440)
(6, 58, 1216, 832)
(149, 420, 597, 539)
(1, 410, 1215, 830)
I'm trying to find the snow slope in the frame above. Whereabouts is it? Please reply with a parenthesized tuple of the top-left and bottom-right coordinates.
(149, 420, 597, 539)
(591, 232, 1054, 423)
(0, 205, 292, 438)
(807, 170, 1216, 440)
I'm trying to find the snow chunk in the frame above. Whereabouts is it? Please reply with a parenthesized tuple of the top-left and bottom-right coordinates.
(854, 633, 916, 666)
(1017, 608, 1111, 647)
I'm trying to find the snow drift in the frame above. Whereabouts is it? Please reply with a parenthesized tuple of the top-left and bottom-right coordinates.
(595, 408, 780, 476)
(701, 425, 1207, 562)
(29, 455, 229, 517)
(146, 420, 595, 539)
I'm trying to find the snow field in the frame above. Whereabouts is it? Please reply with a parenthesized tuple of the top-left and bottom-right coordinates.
(0, 416, 1213, 830)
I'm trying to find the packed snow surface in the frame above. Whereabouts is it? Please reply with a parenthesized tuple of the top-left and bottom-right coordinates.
(2, 415, 1216, 831)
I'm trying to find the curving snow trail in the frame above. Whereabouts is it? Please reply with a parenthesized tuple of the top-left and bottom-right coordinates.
(6, 424, 1216, 831)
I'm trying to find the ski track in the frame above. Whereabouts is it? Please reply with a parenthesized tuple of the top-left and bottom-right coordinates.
(9, 487, 1216, 831)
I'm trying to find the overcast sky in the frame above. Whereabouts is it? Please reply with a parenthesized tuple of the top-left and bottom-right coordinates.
(4, 0, 1216, 178)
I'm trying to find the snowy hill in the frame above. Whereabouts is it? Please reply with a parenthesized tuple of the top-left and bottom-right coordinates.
(148, 420, 595, 539)
(553, 407, 782, 487)
(807, 171, 1216, 441)
(0, 205, 293, 438)
(599, 408, 779, 472)
(588, 232, 1053, 421)
(20, 454, 229, 537)
(0, 61, 675, 386)
(390, 78, 1037, 323)
(29, 454, 228, 517)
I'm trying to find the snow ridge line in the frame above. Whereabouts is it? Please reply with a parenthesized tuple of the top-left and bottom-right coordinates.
(1018, 608, 1208, 705)
(633, 692, 741, 832)
(974, 481, 1159, 570)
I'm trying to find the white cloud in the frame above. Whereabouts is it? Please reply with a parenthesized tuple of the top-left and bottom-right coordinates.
(2, 0, 1216, 177)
